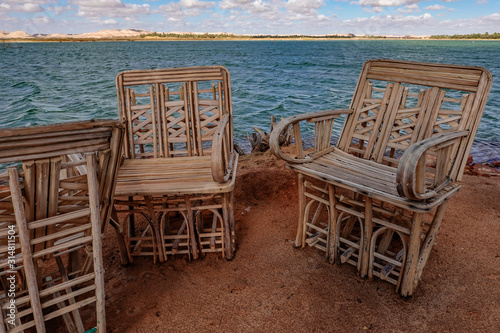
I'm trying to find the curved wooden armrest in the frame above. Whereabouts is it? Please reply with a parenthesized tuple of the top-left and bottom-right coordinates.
(212, 113, 236, 182)
(270, 109, 353, 164)
(396, 130, 469, 201)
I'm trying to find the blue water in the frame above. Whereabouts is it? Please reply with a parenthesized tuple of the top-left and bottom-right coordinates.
(1, 40, 499, 162)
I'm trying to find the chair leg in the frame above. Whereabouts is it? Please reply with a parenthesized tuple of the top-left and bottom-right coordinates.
(109, 217, 131, 265)
(410, 200, 449, 294)
(400, 212, 423, 297)
(360, 196, 373, 278)
(127, 196, 136, 238)
(296, 174, 306, 248)
(222, 193, 233, 259)
(144, 195, 165, 263)
(184, 196, 200, 260)
(327, 184, 338, 264)
(8, 167, 46, 333)
(86, 152, 107, 332)
(229, 190, 236, 254)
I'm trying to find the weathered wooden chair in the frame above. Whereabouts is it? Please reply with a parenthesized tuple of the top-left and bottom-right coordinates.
(270, 59, 492, 296)
(0, 120, 123, 332)
(114, 66, 238, 263)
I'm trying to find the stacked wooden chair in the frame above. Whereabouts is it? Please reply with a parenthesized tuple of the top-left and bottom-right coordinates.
(114, 66, 238, 264)
(270, 59, 492, 296)
(0, 120, 123, 332)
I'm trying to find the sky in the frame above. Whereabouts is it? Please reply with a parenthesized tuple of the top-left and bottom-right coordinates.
(0, 0, 499, 36)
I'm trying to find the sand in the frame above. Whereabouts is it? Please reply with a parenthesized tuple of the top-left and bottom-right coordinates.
(99, 150, 500, 332)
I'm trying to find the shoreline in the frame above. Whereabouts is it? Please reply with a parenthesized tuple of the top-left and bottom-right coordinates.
(3, 37, 500, 43)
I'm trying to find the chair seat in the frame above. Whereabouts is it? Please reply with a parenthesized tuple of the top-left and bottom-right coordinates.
(288, 148, 460, 212)
(115, 156, 236, 196)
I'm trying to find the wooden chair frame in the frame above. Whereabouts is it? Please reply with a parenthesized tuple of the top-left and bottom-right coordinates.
(114, 66, 238, 263)
(0, 120, 124, 332)
(270, 59, 492, 296)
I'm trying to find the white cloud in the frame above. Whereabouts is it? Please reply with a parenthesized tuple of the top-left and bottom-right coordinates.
(1, 0, 52, 4)
(157, 0, 216, 20)
(0, 3, 44, 12)
(179, 0, 215, 8)
(47, 5, 72, 15)
(33, 15, 52, 24)
(287, 0, 323, 10)
(69, 0, 151, 18)
(426, 4, 445, 10)
(397, 3, 419, 13)
(286, 0, 324, 18)
(218, 0, 273, 13)
(353, 0, 421, 7)
(342, 12, 434, 35)
(218, 0, 251, 10)
(70, 0, 124, 8)
(362, 6, 384, 13)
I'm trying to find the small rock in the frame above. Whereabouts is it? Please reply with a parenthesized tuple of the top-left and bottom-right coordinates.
(469, 163, 500, 177)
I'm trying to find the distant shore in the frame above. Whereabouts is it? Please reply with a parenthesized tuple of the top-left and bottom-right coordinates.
(3, 29, 500, 43)
(3, 37, 500, 43)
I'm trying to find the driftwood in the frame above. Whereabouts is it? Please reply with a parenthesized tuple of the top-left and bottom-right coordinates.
(246, 115, 293, 152)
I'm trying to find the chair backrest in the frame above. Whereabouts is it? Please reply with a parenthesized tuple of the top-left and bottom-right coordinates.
(0, 120, 123, 332)
(337, 59, 492, 181)
(116, 66, 233, 159)
(0, 120, 123, 233)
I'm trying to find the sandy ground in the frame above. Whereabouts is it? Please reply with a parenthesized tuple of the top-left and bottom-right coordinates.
(99, 150, 500, 333)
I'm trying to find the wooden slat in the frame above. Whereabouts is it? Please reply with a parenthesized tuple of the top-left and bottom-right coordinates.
(8, 167, 46, 333)
(119, 67, 225, 86)
(289, 149, 460, 212)
(367, 69, 479, 92)
(0, 120, 118, 139)
(367, 59, 484, 79)
(0, 142, 111, 164)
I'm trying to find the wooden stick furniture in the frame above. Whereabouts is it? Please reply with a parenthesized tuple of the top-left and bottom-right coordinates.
(0, 120, 124, 332)
(115, 66, 238, 263)
(270, 59, 492, 296)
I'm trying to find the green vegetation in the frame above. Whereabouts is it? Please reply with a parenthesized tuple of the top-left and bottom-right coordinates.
(249, 34, 355, 39)
(140, 32, 235, 39)
(431, 32, 500, 39)
(140, 32, 356, 40)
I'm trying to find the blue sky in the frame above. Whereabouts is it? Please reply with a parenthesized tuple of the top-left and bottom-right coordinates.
(1, 0, 499, 36)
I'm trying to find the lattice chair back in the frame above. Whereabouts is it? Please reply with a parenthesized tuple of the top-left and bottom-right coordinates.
(116, 66, 233, 160)
(337, 59, 492, 182)
(270, 59, 492, 297)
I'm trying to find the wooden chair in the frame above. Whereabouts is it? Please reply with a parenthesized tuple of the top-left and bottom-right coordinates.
(115, 66, 238, 263)
(270, 59, 492, 296)
(0, 120, 124, 332)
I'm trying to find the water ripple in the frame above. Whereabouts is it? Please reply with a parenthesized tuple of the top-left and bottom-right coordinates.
(1, 40, 499, 162)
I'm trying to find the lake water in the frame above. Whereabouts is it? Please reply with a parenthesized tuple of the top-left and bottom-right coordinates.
(1, 40, 499, 162)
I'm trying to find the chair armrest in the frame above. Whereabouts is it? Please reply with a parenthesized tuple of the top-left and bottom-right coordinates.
(270, 109, 353, 164)
(212, 113, 237, 182)
(396, 130, 469, 201)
